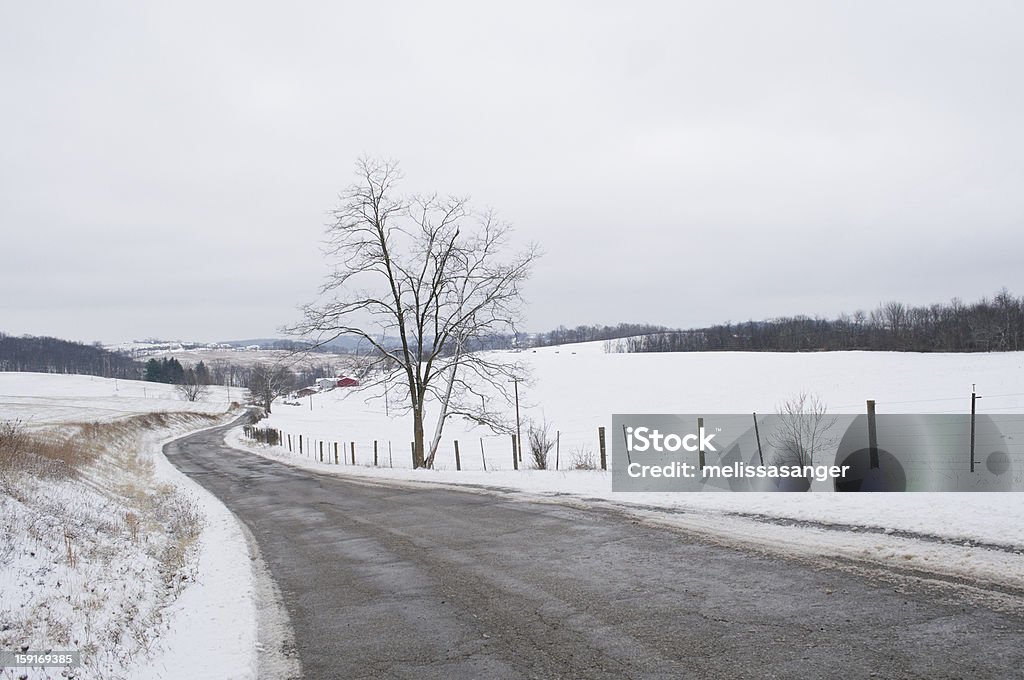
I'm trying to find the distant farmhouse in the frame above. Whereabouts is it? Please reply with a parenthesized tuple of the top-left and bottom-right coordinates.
(315, 376, 361, 390)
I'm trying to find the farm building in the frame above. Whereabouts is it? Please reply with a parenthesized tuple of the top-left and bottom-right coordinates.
(337, 376, 360, 388)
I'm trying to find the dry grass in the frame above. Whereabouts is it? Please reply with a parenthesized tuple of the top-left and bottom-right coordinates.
(1, 412, 218, 490)
(0, 420, 98, 494)
(0, 410, 226, 678)
(571, 446, 598, 470)
(125, 511, 140, 542)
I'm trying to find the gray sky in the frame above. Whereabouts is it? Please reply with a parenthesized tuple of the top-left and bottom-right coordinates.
(2, 1, 1022, 344)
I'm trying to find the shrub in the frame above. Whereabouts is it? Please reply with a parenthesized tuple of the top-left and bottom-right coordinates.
(571, 446, 597, 470)
(527, 419, 556, 470)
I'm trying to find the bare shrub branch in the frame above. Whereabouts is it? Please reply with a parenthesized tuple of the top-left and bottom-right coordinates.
(525, 418, 556, 470)
(766, 392, 839, 468)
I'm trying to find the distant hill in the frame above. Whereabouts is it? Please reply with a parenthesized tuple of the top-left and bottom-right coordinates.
(0, 333, 142, 377)
(221, 336, 396, 352)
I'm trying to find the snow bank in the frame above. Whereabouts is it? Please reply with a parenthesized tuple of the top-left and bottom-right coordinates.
(136, 421, 259, 680)
(0, 375, 256, 680)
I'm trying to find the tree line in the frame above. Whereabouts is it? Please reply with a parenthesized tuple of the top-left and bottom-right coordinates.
(530, 323, 671, 348)
(0, 334, 340, 404)
(622, 289, 1024, 354)
(0, 333, 142, 377)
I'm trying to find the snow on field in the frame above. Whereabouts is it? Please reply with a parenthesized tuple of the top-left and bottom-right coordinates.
(0, 374, 255, 680)
(242, 345, 1024, 587)
(0, 373, 233, 428)
(258, 343, 1024, 469)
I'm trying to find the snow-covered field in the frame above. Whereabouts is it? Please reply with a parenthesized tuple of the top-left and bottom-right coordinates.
(0, 374, 255, 680)
(256, 341, 1024, 467)
(239, 343, 1024, 591)
(0, 373, 234, 428)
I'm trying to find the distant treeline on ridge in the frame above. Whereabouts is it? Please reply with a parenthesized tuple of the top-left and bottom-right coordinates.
(529, 323, 672, 348)
(0, 333, 141, 377)
(621, 289, 1024, 354)
(2, 289, 1021, 383)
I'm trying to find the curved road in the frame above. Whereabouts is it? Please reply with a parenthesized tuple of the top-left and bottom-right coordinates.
(165, 419, 1024, 679)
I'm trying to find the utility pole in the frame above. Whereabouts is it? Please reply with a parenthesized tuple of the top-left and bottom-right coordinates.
(511, 376, 522, 462)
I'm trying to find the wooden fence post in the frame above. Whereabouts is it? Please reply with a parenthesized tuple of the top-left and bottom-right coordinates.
(555, 430, 560, 470)
(867, 400, 879, 470)
(374, 440, 379, 467)
(697, 417, 705, 470)
(299, 435, 303, 455)
(319, 441, 323, 462)
(454, 440, 461, 471)
(334, 442, 339, 464)
(480, 438, 487, 471)
(598, 426, 607, 470)
(350, 442, 356, 465)
(970, 387, 978, 473)
(753, 413, 764, 466)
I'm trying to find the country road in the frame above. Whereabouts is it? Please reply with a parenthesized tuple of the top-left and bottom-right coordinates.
(165, 419, 1024, 680)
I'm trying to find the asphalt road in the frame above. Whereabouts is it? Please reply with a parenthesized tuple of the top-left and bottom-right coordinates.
(165, 420, 1024, 679)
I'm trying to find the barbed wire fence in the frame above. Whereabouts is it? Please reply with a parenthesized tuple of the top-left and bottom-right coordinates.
(240, 387, 1024, 476)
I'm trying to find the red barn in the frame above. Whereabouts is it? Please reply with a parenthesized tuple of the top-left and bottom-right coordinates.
(337, 377, 360, 388)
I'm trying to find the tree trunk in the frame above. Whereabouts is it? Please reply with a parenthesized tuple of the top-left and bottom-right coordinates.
(413, 405, 426, 468)
(425, 353, 460, 468)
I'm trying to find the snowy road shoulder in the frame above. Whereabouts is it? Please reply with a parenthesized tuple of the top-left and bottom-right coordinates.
(134, 418, 259, 680)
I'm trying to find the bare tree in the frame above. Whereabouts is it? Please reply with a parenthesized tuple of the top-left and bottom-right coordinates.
(766, 392, 839, 468)
(292, 158, 538, 468)
(883, 301, 908, 337)
(246, 363, 295, 413)
(176, 369, 210, 402)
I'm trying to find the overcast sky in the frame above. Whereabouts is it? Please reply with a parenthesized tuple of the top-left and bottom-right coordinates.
(2, 1, 1022, 344)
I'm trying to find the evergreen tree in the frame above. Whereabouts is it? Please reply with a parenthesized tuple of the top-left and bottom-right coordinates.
(144, 358, 163, 382)
(165, 358, 185, 384)
(194, 360, 210, 385)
